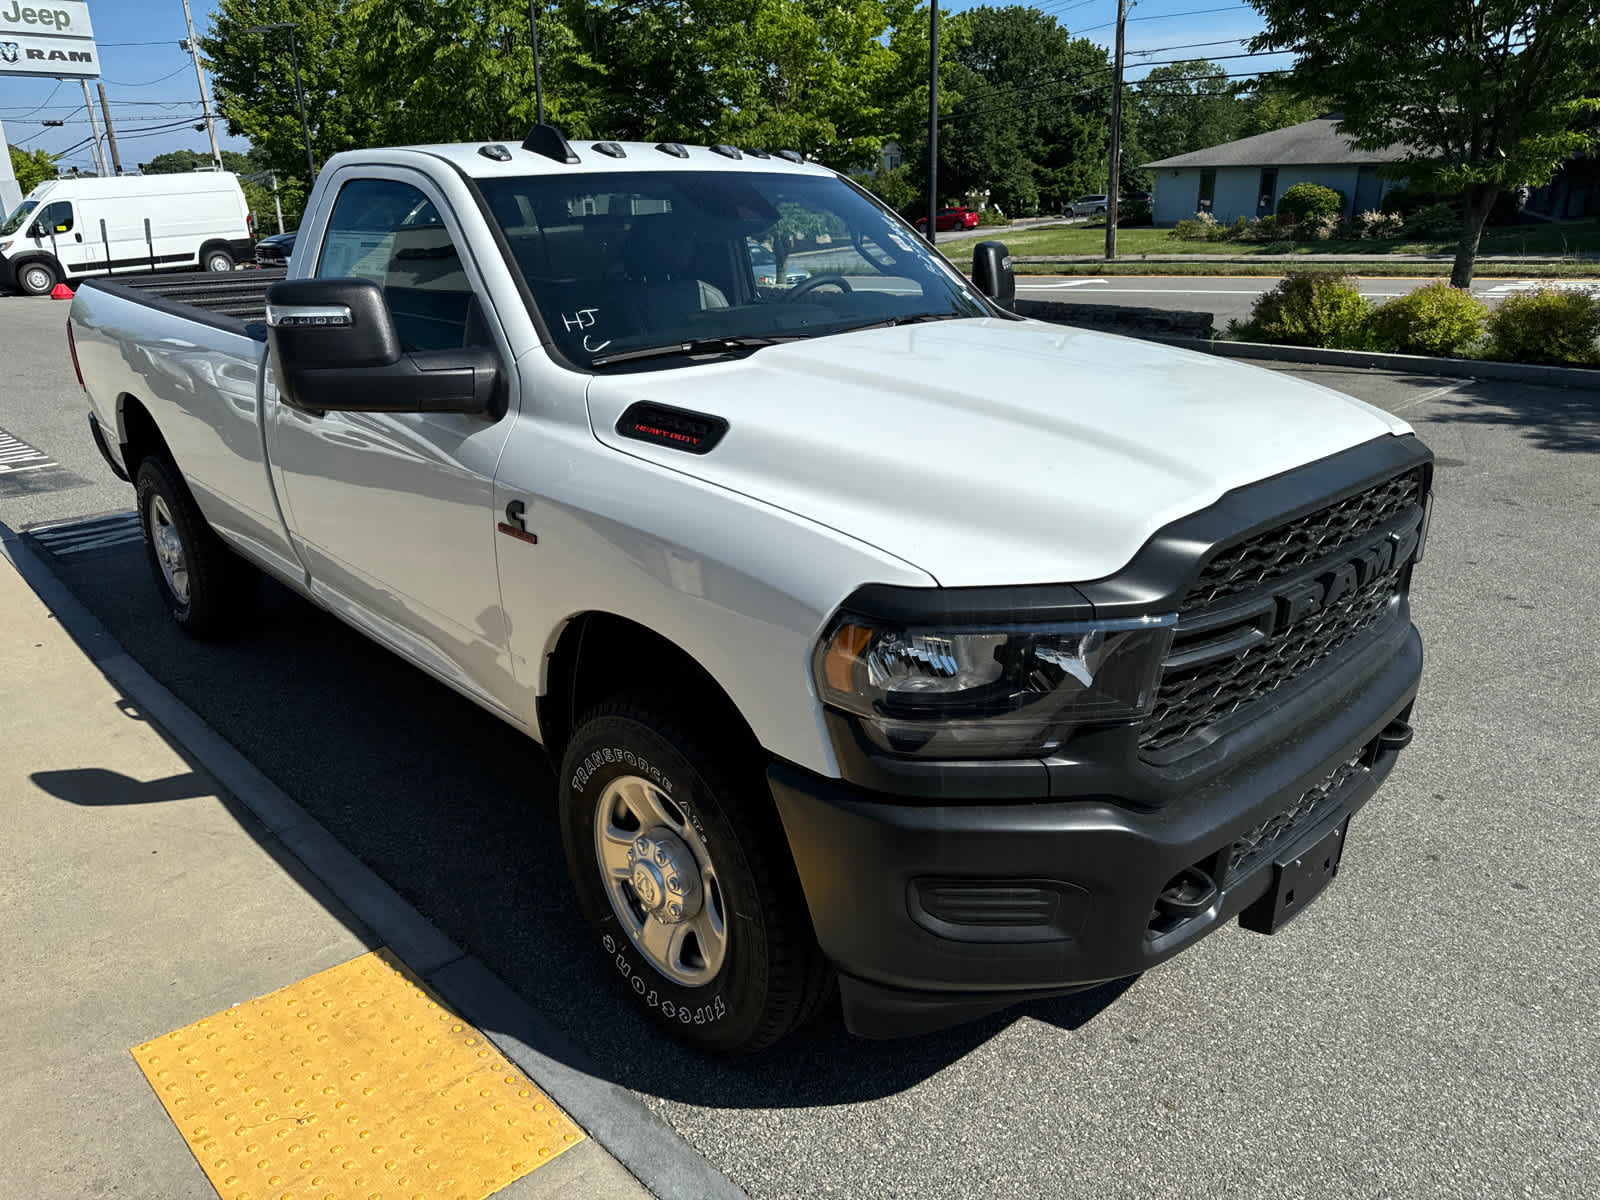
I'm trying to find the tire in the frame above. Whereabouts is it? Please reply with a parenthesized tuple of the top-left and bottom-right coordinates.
(559, 697, 832, 1054)
(17, 259, 59, 296)
(203, 247, 235, 273)
(134, 455, 258, 638)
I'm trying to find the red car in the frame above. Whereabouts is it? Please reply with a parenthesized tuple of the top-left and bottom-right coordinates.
(915, 207, 981, 232)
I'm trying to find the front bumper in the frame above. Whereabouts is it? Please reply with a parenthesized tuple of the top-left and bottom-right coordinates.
(769, 621, 1422, 1038)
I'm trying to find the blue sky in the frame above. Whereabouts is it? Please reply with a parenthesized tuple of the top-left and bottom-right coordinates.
(2, 0, 1289, 175)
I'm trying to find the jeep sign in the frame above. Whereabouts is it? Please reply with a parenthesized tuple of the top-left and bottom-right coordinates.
(0, 0, 98, 78)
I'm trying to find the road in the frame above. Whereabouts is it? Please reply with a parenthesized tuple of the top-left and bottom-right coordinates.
(3, 293, 1598, 1199)
(1013, 274, 1600, 326)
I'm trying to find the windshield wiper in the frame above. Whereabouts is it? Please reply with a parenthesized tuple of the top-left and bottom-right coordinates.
(836, 312, 967, 335)
(590, 334, 805, 367)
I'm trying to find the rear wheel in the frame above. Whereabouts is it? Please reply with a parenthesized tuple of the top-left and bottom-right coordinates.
(17, 260, 59, 296)
(135, 455, 258, 638)
(203, 247, 235, 273)
(558, 696, 832, 1054)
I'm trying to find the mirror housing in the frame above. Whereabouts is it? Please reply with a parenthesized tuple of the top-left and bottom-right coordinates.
(971, 241, 1015, 308)
(265, 277, 500, 417)
(28, 221, 47, 240)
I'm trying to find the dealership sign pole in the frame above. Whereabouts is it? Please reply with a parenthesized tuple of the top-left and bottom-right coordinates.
(0, 1, 103, 207)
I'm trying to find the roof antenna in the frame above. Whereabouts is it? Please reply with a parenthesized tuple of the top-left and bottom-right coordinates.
(528, 1, 545, 125)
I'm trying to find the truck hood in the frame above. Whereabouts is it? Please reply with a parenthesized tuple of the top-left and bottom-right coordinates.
(585, 317, 1410, 588)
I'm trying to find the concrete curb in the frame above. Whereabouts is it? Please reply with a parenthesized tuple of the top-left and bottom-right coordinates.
(1150, 336, 1600, 391)
(0, 520, 746, 1200)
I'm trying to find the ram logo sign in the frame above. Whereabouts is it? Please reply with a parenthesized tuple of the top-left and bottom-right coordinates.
(0, 0, 96, 78)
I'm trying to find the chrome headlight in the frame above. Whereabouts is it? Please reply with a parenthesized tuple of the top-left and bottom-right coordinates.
(813, 613, 1176, 759)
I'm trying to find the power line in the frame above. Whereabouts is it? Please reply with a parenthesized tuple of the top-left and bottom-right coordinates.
(946, 65, 1292, 124)
(100, 65, 192, 88)
(1079, 5, 1250, 35)
(1130, 37, 1249, 55)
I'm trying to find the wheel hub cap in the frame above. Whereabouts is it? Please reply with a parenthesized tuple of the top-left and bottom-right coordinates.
(627, 828, 702, 924)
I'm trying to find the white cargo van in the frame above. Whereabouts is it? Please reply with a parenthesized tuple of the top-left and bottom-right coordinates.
(0, 172, 253, 296)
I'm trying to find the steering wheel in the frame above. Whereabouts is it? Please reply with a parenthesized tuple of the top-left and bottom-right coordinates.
(783, 273, 854, 301)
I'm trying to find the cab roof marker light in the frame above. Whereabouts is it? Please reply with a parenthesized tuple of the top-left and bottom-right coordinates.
(592, 142, 627, 158)
(711, 144, 742, 160)
(655, 142, 690, 159)
(521, 124, 580, 164)
(745, 148, 772, 159)
(777, 150, 805, 163)
(478, 144, 512, 162)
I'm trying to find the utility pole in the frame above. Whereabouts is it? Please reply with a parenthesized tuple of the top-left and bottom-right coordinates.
(926, 0, 939, 245)
(180, 0, 224, 170)
(1104, 0, 1127, 260)
(80, 79, 108, 176)
(97, 84, 124, 175)
(271, 171, 284, 233)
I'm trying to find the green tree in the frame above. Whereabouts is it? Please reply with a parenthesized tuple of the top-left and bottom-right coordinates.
(1249, 0, 1600, 286)
(202, 0, 380, 186)
(9, 145, 57, 193)
(1135, 59, 1249, 165)
(1233, 78, 1320, 140)
(932, 6, 1110, 215)
(143, 148, 255, 174)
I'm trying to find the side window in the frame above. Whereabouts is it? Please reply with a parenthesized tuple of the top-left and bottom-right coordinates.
(316, 178, 488, 352)
(41, 201, 74, 234)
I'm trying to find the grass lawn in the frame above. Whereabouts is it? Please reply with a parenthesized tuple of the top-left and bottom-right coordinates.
(1008, 261, 1600, 278)
(993, 218, 1600, 260)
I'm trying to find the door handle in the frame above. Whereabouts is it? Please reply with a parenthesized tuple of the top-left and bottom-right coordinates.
(75, 233, 83, 243)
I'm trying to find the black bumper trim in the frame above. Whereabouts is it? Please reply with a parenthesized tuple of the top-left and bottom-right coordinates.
(770, 625, 1421, 1036)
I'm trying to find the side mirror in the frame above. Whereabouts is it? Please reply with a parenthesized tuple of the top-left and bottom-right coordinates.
(971, 241, 1015, 308)
(265, 277, 500, 417)
(28, 221, 47, 239)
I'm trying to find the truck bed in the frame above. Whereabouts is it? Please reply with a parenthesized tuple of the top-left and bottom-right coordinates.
(85, 267, 286, 326)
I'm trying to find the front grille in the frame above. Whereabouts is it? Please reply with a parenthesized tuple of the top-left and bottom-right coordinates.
(1139, 467, 1425, 759)
(1142, 564, 1404, 754)
(1224, 756, 1367, 881)
(1181, 469, 1424, 614)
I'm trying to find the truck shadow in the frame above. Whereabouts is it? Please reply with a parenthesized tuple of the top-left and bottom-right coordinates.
(37, 541, 1137, 1108)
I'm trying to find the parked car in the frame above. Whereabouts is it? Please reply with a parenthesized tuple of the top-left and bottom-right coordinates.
(1067, 194, 1110, 217)
(68, 128, 1432, 1054)
(0, 172, 253, 296)
(914, 207, 981, 232)
(253, 230, 297, 268)
(746, 239, 809, 286)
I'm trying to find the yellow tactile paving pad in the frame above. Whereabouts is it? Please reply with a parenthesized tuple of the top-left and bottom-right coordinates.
(131, 949, 583, 1200)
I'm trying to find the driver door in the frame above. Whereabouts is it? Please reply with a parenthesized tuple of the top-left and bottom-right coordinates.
(264, 169, 521, 718)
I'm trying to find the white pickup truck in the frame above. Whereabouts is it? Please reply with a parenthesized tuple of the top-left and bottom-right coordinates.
(68, 126, 1432, 1053)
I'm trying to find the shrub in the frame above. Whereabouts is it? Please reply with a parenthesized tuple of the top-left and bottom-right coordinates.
(1402, 202, 1461, 240)
(1366, 282, 1488, 356)
(1236, 214, 1282, 241)
(1231, 273, 1373, 349)
(977, 209, 1011, 227)
(1299, 212, 1340, 241)
(1485, 286, 1600, 365)
(1120, 198, 1153, 226)
(1171, 211, 1221, 240)
(1353, 208, 1404, 240)
(1276, 182, 1345, 224)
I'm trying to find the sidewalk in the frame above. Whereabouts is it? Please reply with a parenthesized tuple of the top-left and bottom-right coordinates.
(0, 542, 649, 1198)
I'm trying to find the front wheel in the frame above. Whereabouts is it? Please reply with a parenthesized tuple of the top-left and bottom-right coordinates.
(135, 456, 258, 638)
(17, 260, 59, 296)
(559, 698, 831, 1054)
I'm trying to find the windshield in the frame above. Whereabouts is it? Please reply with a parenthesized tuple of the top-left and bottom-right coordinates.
(0, 200, 39, 236)
(477, 170, 990, 369)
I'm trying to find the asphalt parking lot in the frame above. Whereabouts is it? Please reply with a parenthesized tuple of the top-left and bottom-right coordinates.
(2, 293, 1597, 1199)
